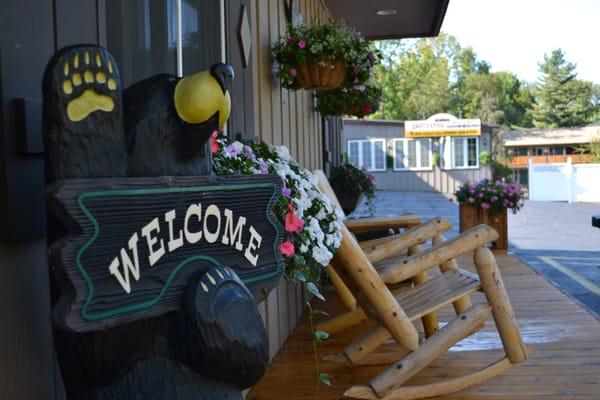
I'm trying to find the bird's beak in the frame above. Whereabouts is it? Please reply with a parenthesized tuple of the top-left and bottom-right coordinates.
(210, 63, 235, 94)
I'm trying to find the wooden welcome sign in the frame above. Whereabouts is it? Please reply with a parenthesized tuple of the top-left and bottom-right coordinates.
(48, 174, 283, 332)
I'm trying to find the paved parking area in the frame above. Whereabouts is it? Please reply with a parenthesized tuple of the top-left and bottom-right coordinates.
(509, 200, 600, 318)
(352, 192, 600, 318)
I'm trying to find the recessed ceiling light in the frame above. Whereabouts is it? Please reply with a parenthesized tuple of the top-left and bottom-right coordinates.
(376, 9, 397, 16)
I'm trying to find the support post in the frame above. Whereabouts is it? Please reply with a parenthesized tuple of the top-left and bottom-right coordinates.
(408, 244, 439, 338)
(432, 234, 472, 314)
(327, 265, 357, 310)
(473, 247, 528, 364)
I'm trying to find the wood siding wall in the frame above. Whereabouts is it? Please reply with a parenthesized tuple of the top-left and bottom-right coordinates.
(249, 0, 332, 360)
(250, 0, 330, 170)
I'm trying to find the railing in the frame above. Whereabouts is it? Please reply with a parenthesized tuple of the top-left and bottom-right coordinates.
(509, 154, 595, 167)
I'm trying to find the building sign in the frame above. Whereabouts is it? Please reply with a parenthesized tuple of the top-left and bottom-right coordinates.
(48, 175, 283, 332)
(405, 114, 481, 138)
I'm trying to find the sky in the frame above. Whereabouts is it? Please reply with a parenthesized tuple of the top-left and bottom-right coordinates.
(441, 0, 600, 84)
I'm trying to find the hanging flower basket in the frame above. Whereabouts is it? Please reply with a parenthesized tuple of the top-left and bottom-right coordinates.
(271, 22, 379, 91)
(329, 163, 376, 215)
(316, 85, 382, 118)
(296, 59, 347, 90)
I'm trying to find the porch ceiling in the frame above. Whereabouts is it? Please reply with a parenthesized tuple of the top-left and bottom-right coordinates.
(323, 0, 450, 40)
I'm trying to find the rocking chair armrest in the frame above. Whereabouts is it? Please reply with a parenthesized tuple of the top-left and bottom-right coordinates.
(361, 217, 453, 264)
(379, 224, 499, 283)
(345, 213, 421, 234)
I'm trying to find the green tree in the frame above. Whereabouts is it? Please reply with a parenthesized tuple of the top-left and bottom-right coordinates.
(374, 35, 453, 120)
(458, 71, 533, 127)
(373, 33, 534, 128)
(532, 49, 597, 127)
(575, 130, 600, 162)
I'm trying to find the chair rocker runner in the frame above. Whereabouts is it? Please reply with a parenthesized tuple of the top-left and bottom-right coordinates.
(313, 171, 530, 400)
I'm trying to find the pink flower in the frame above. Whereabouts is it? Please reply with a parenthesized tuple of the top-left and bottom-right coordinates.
(481, 202, 490, 210)
(285, 212, 305, 233)
(279, 240, 295, 257)
(290, 67, 298, 77)
(210, 130, 219, 154)
(468, 197, 475, 203)
(298, 40, 306, 49)
(353, 65, 361, 73)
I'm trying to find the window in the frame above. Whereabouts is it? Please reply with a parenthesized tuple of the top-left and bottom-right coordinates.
(451, 137, 479, 168)
(550, 146, 565, 155)
(106, 0, 222, 87)
(392, 139, 432, 171)
(347, 139, 386, 171)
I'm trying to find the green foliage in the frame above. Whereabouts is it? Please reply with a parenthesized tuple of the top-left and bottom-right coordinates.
(532, 49, 598, 128)
(492, 158, 513, 181)
(431, 152, 441, 166)
(386, 153, 394, 169)
(575, 131, 600, 162)
(372, 34, 535, 128)
(479, 150, 491, 165)
(316, 85, 382, 118)
(373, 37, 599, 130)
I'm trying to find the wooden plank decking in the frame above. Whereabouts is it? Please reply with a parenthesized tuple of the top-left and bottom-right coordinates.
(248, 251, 600, 399)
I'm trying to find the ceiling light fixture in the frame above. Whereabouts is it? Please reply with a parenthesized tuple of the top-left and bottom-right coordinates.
(376, 9, 397, 16)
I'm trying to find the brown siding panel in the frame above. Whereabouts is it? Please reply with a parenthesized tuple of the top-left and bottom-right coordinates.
(249, 0, 330, 361)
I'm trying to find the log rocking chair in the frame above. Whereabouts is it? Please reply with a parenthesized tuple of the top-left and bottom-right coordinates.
(313, 170, 530, 400)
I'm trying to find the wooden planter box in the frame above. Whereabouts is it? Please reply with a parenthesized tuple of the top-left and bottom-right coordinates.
(459, 204, 508, 250)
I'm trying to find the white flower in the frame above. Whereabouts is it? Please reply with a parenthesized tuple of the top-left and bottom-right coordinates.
(315, 208, 326, 220)
(273, 145, 292, 162)
(313, 245, 333, 266)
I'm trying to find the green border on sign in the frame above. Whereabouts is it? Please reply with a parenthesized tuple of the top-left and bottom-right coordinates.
(75, 182, 283, 321)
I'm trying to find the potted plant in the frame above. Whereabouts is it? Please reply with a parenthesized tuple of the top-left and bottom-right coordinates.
(455, 179, 525, 250)
(329, 163, 376, 215)
(316, 85, 382, 118)
(271, 22, 378, 91)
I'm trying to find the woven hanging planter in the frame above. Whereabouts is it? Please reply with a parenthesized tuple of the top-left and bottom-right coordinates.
(296, 60, 347, 90)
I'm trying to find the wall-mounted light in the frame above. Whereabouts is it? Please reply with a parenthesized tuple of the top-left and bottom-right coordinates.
(376, 9, 397, 16)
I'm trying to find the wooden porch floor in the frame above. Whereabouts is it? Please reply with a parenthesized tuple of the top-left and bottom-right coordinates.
(248, 251, 600, 399)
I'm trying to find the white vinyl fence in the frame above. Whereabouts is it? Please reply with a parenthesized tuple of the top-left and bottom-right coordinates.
(528, 158, 600, 203)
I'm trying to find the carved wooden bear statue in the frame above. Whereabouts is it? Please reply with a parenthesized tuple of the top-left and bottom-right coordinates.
(43, 45, 268, 400)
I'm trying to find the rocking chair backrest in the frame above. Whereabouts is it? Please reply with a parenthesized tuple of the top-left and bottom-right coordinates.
(313, 170, 420, 351)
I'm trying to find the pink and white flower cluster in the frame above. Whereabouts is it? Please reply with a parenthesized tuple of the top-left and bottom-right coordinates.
(455, 179, 525, 214)
(212, 133, 343, 278)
